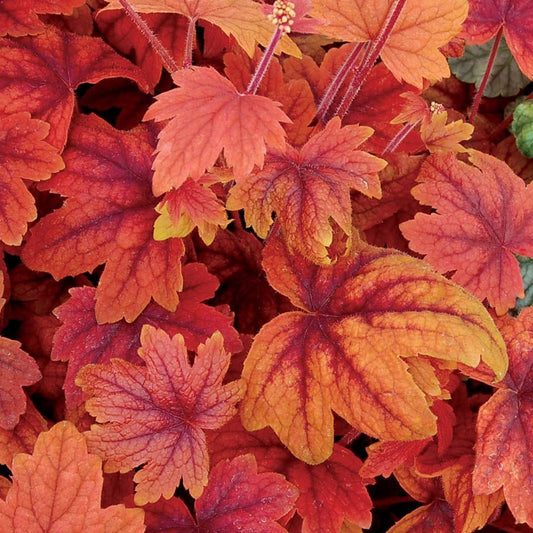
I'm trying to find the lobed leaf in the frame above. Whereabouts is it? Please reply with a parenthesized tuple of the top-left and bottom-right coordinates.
(0, 421, 145, 532)
(240, 229, 508, 464)
(77, 326, 244, 504)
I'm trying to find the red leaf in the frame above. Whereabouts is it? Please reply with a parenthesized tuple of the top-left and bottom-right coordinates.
(22, 113, 185, 323)
(241, 229, 507, 463)
(77, 325, 244, 504)
(208, 416, 373, 532)
(400, 151, 533, 314)
(0, 335, 41, 430)
(143, 454, 298, 532)
(0, 25, 149, 150)
(473, 308, 533, 526)
(52, 263, 242, 409)
(0, 0, 85, 37)
(0, 421, 145, 532)
(387, 500, 455, 533)
(227, 117, 386, 264)
(462, 0, 533, 78)
(0, 112, 63, 246)
(144, 66, 290, 195)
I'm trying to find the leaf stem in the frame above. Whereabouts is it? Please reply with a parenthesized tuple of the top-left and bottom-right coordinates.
(468, 27, 503, 122)
(246, 26, 284, 95)
(335, 0, 407, 120)
(316, 42, 366, 123)
(183, 16, 197, 68)
(116, 0, 179, 74)
(382, 121, 419, 154)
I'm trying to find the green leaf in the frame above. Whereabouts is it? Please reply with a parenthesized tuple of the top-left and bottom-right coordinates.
(449, 37, 530, 98)
(513, 255, 533, 313)
(511, 100, 533, 158)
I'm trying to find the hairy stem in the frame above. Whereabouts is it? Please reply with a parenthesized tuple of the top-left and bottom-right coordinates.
(335, 0, 407, 120)
(116, 0, 179, 73)
(316, 42, 366, 123)
(183, 16, 197, 68)
(469, 27, 503, 122)
(246, 26, 284, 95)
(382, 121, 419, 154)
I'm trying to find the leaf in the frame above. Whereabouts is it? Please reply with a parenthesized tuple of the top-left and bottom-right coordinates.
(208, 416, 373, 532)
(0, 335, 41, 430)
(143, 454, 298, 532)
(77, 325, 244, 504)
(473, 308, 533, 526)
(449, 37, 531, 98)
(0, 112, 63, 246)
(419, 110, 474, 153)
(0, 25, 149, 150)
(311, 0, 469, 88)
(511, 100, 533, 158)
(154, 178, 230, 245)
(0, 421, 145, 532)
(101, 0, 301, 58)
(0, 400, 48, 465)
(52, 263, 242, 409)
(21, 113, 185, 324)
(400, 151, 533, 315)
(0, 0, 85, 37)
(462, 0, 533, 78)
(514, 255, 533, 312)
(240, 229, 507, 464)
(144, 66, 291, 195)
(227, 117, 386, 265)
(386, 500, 454, 533)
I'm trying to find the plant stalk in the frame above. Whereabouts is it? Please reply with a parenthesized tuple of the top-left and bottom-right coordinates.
(335, 0, 407, 120)
(469, 27, 504, 122)
(116, 0, 179, 74)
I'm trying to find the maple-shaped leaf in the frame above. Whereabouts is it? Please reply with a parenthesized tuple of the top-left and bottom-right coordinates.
(0, 0, 85, 37)
(311, 0, 468, 88)
(0, 112, 63, 246)
(227, 117, 386, 264)
(0, 421, 145, 532)
(387, 500, 455, 532)
(142, 454, 298, 531)
(473, 308, 533, 526)
(21, 113, 184, 323)
(0, 302, 41, 429)
(102, 0, 301, 58)
(0, 25, 149, 150)
(208, 416, 373, 532)
(462, 0, 533, 78)
(419, 109, 474, 153)
(400, 150, 533, 315)
(77, 325, 244, 504)
(52, 263, 242, 409)
(143, 66, 290, 195)
(154, 178, 230, 245)
(240, 229, 507, 464)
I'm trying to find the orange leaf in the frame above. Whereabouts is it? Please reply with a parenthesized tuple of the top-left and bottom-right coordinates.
(227, 117, 386, 264)
(240, 229, 507, 464)
(400, 151, 533, 315)
(21, 113, 185, 324)
(102, 0, 301, 58)
(387, 500, 454, 532)
(312, 0, 468, 88)
(473, 308, 533, 526)
(144, 66, 290, 195)
(462, 0, 533, 78)
(0, 112, 63, 246)
(0, 0, 85, 37)
(419, 110, 474, 153)
(0, 421, 145, 532)
(154, 178, 230, 245)
(0, 25, 149, 150)
(77, 325, 244, 504)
